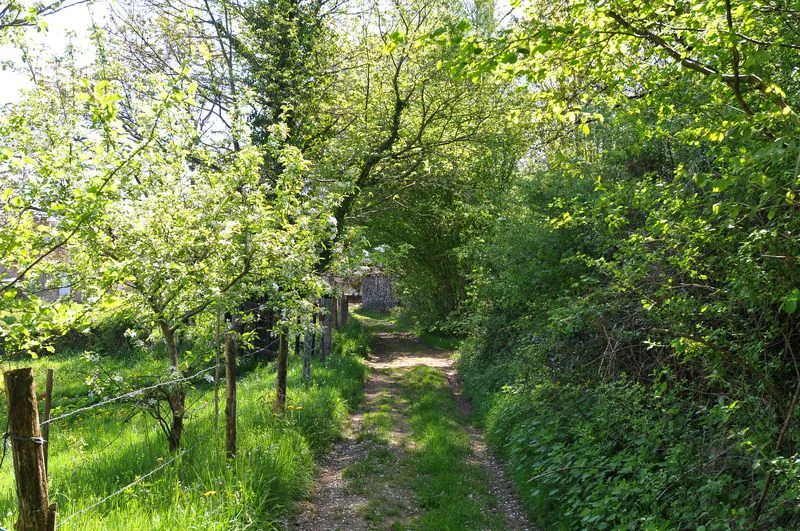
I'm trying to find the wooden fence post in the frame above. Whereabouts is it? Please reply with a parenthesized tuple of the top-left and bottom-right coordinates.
(338, 295, 349, 327)
(47, 503, 58, 531)
(320, 297, 333, 362)
(224, 331, 236, 459)
(4, 368, 57, 531)
(214, 308, 222, 433)
(276, 333, 288, 412)
(302, 313, 315, 380)
(42, 368, 54, 474)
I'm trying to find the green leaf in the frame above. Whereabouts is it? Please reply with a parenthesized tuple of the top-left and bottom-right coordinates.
(780, 289, 800, 314)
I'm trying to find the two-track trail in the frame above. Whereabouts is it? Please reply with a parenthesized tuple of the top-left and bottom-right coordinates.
(291, 315, 532, 530)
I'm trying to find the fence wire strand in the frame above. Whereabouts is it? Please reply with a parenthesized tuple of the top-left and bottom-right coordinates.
(1, 344, 271, 526)
(41, 346, 269, 427)
(53, 345, 268, 525)
(56, 444, 196, 528)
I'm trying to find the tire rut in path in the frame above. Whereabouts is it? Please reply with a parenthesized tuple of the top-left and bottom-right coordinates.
(291, 326, 533, 530)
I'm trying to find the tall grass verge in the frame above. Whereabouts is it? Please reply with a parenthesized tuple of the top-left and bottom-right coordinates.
(0, 336, 367, 529)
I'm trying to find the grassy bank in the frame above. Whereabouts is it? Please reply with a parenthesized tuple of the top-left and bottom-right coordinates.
(1, 332, 367, 529)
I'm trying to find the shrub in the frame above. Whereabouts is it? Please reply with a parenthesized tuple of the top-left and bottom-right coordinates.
(479, 376, 800, 529)
(51, 309, 144, 357)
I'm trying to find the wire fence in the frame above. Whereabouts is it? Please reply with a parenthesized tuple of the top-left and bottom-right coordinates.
(2, 342, 276, 528)
(55, 443, 197, 528)
(0, 431, 46, 470)
(41, 345, 270, 427)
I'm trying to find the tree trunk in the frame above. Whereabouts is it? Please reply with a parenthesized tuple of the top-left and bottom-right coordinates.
(160, 322, 185, 452)
(166, 390, 185, 452)
(161, 322, 180, 368)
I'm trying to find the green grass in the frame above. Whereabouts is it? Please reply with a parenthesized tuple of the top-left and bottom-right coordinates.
(351, 307, 397, 333)
(352, 307, 461, 351)
(1, 342, 367, 529)
(333, 319, 372, 358)
(400, 366, 501, 530)
(0, 348, 166, 421)
(341, 312, 504, 530)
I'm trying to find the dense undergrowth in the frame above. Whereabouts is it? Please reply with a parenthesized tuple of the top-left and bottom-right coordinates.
(0, 323, 368, 530)
(454, 149, 800, 528)
(469, 375, 784, 529)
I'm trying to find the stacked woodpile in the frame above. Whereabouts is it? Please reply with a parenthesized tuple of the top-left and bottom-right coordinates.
(361, 274, 397, 312)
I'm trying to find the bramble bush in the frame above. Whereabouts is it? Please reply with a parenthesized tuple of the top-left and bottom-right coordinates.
(454, 130, 800, 526)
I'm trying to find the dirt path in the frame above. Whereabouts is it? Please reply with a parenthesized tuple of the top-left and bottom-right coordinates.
(292, 320, 532, 530)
